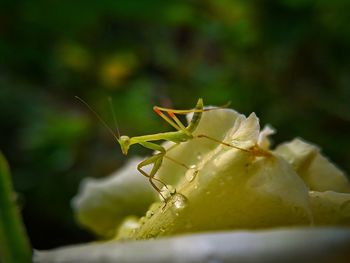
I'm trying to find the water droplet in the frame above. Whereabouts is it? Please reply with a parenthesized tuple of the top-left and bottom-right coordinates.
(171, 193, 188, 211)
(197, 153, 202, 160)
(185, 167, 198, 182)
(159, 184, 176, 200)
(146, 210, 154, 218)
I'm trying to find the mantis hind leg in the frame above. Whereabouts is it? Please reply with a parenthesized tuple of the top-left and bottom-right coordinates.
(196, 134, 271, 157)
(196, 134, 249, 152)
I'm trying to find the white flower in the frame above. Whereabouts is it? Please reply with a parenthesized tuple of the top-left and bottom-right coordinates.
(70, 106, 349, 246)
(35, 106, 350, 262)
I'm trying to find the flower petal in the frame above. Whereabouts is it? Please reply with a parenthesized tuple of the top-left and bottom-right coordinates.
(34, 228, 350, 263)
(258, 125, 275, 149)
(310, 191, 350, 225)
(72, 157, 157, 237)
(274, 139, 350, 193)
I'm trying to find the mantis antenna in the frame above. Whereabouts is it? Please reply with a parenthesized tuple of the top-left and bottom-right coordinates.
(75, 96, 120, 143)
(108, 97, 121, 139)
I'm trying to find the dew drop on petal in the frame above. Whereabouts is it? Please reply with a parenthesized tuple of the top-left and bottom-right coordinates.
(185, 167, 199, 182)
(171, 193, 188, 211)
(189, 164, 197, 169)
(146, 210, 154, 219)
(159, 184, 176, 200)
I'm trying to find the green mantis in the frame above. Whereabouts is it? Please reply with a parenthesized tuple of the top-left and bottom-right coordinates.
(76, 97, 268, 200)
(117, 99, 204, 197)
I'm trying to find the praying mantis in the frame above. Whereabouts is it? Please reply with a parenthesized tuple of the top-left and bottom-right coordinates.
(76, 97, 268, 200)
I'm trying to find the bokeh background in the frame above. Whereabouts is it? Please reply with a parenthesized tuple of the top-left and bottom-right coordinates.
(1, 0, 349, 249)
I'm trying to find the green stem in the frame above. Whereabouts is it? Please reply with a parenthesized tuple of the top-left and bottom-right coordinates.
(0, 152, 32, 263)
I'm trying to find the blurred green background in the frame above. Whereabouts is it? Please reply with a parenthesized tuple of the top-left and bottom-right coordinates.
(1, 0, 349, 249)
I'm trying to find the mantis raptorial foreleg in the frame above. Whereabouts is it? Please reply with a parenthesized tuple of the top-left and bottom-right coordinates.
(154, 105, 270, 157)
(153, 105, 198, 133)
(153, 107, 184, 132)
(136, 141, 169, 199)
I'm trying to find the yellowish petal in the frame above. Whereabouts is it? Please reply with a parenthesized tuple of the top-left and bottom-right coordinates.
(72, 157, 157, 237)
(309, 191, 350, 225)
(275, 139, 350, 193)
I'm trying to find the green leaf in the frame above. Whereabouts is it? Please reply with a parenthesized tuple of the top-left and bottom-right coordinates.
(0, 152, 32, 263)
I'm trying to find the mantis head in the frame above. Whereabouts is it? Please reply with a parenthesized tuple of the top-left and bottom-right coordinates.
(118, 135, 131, 155)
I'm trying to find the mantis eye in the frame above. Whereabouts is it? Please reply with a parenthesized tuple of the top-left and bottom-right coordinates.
(120, 135, 130, 144)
